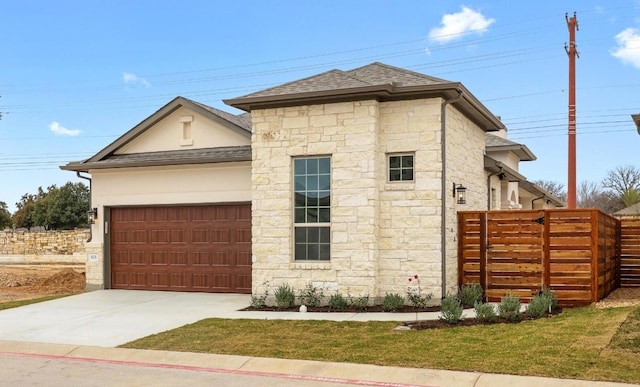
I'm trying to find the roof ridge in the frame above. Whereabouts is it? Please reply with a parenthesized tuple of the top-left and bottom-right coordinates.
(347, 62, 451, 84)
(234, 69, 348, 99)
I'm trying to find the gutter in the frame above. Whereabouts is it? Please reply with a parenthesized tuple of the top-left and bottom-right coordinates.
(440, 91, 463, 299)
(76, 172, 93, 243)
(531, 193, 547, 209)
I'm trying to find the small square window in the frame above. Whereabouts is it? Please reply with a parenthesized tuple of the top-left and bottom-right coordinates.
(389, 154, 414, 182)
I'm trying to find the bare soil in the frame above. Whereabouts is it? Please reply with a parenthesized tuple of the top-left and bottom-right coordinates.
(0, 264, 86, 303)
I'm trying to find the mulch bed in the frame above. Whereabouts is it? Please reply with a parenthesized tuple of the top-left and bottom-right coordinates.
(242, 305, 442, 313)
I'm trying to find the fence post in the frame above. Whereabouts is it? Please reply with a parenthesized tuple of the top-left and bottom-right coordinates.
(479, 212, 487, 296)
(543, 209, 551, 289)
(591, 210, 599, 303)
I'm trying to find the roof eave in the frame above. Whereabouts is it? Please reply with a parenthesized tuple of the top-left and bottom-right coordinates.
(225, 83, 505, 132)
(632, 114, 640, 135)
(60, 156, 251, 172)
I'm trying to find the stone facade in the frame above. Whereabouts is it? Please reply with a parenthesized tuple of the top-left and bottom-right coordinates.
(251, 98, 487, 300)
(0, 229, 89, 264)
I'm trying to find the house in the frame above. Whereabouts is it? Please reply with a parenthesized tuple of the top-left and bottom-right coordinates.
(63, 62, 559, 300)
(485, 131, 563, 210)
(614, 202, 640, 218)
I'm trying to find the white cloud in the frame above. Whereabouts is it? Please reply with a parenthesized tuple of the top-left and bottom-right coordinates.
(122, 72, 150, 87)
(611, 28, 640, 68)
(49, 121, 81, 137)
(428, 6, 495, 44)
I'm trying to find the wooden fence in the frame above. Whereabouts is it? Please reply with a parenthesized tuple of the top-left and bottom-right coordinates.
(458, 209, 620, 306)
(620, 218, 640, 287)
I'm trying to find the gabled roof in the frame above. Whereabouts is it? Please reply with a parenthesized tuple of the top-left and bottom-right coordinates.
(61, 96, 251, 173)
(486, 134, 536, 161)
(61, 146, 251, 171)
(614, 202, 640, 216)
(224, 62, 504, 132)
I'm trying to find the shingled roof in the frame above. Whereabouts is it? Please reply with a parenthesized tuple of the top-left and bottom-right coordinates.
(61, 96, 251, 173)
(486, 133, 536, 161)
(224, 62, 504, 132)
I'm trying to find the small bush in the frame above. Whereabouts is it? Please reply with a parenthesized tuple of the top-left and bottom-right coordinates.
(348, 293, 370, 311)
(328, 293, 348, 310)
(474, 302, 497, 324)
(526, 294, 551, 319)
(458, 283, 483, 307)
(298, 283, 325, 307)
(439, 296, 463, 324)
(250, 281, 269, 309)
(274, 283, 295, 309)
(382, 293, 404, 312)
(540, 287, 559, 311)
(498, 293, 521, 322)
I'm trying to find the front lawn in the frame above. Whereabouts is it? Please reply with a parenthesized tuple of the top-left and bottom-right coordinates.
(121, 305, 640, 384)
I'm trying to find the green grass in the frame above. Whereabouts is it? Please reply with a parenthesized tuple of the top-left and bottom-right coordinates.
(122, 305, 640, 384)
(0, 295, 70, 311)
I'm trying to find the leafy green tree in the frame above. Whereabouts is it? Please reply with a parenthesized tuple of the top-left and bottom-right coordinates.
(19, 182, 89, 230)
(0, 201, 12, 229)
(622, 187, 640, 208)
(46, 182, 90, 230)
(12, 194, 36, 230)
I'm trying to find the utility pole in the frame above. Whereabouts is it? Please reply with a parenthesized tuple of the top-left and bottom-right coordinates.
(565, 12, 579, 208)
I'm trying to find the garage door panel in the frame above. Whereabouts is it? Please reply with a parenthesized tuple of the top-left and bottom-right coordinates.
(110, 204, 252, 293)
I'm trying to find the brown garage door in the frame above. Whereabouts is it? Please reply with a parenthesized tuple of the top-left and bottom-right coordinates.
(110, 204, 251, 293)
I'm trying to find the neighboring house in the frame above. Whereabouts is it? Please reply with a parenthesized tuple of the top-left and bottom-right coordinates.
(62, 62, 559, 300)
(614, 202, 640, 218)
(485, 131, 564, 210)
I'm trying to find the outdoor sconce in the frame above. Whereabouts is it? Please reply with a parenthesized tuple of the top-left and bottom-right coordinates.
(87, 208, 98, 224)
(453, 183, 467, 205)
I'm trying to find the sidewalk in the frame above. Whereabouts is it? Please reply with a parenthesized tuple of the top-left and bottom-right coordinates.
(0, 340, 635, 387)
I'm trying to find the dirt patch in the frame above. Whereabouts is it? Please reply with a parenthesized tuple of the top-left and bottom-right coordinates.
(0, 265, 85, 303)
(595, 287, 640, 309)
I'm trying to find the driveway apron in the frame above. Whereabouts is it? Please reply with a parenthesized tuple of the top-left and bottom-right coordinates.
(0, 290, 250, 347)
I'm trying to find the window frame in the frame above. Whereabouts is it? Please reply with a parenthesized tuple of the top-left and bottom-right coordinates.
(292, 156, 331, 261)
(388, 153, 415, 182)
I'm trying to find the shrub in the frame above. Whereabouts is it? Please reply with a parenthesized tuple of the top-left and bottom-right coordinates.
(474, 302, 497, 324)
(250, 281, 269, 309)
(347, 291, 370, 311)
(382, 293, 404, 312)
(458, 283, 483, 307)
(498, 293, 521, 322)
(406, 274, 432, 308)
(540, 287, 559, 311)
(439, 296, 463, 324)
(328, 293, 348, 310)
(298, 283, 325, 307)
(526, 294, 551, 319)
(274, 283, 295, 309)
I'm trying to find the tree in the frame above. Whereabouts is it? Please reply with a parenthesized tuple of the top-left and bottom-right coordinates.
(577, 181, 621, 213)
(15, 182, 90, 230)
(532, 180, 566, 202)
(603, 165, 640, 194)
(0, 201, 12, 229)
(12, 194, 36, 230)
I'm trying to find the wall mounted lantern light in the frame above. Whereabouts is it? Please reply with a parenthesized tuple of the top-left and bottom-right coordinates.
(453, 183, 467, 205)
(87, 208, 98, 224)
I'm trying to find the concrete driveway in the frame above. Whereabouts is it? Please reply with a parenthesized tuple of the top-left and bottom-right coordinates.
(0, 290, 250, 347)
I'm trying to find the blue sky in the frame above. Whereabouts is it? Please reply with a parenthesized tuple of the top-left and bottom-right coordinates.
(1, 1, 639, 212)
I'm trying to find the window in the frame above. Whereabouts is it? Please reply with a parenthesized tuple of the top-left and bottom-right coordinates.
(388, 154, 414, 182)
(294, 157, 331, 260)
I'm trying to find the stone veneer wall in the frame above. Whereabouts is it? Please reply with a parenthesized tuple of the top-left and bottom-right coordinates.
(0, 229, 89, 264)
(250, 98, 488, 300)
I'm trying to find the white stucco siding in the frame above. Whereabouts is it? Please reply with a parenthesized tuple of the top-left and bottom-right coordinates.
(83, 162, 251, 289)
(116, 106, 249, 154)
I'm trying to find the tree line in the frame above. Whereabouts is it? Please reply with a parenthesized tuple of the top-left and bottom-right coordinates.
(535, 165, 640, 214)
(0, 182, 89, 230)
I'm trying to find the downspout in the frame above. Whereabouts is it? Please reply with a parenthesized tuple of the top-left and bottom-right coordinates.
(76, 171, 93, 243)
(531, 194, 546, 209)
(486, 165, 503, 210)
(441, 91, 463, 299)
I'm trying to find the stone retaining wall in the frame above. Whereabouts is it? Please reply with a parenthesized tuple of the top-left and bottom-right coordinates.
(0, 230, 89, 264)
